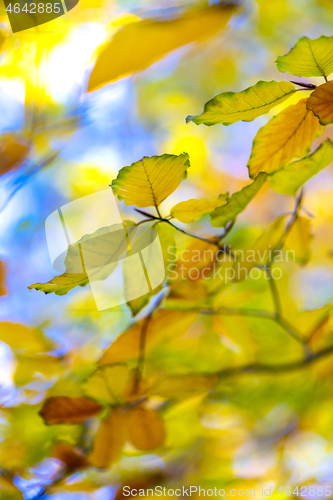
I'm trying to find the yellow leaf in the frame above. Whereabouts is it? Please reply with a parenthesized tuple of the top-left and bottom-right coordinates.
(99, 310, 197, 365)
(210, 173, 267, 227)
(84, 364, 130, 405)
(269, 139, 333, 196)
(112, 153, 190, 207)
(248, 99, 324, 178)
(39, 397, 102, 424)
(14, 354, 62, 386)
(276, 35, 333, 78)
(152, 374, 218, 399)
(0, 322, 52, 353)
(307, 81, 333, 125)
(88, 3, 238, 91)
(186, 81, 296, 126)
(89, 409, 126, 468)
(170, 194, 228, 223)
(284, 217, 313, 265)
(127, 407, 165, 451)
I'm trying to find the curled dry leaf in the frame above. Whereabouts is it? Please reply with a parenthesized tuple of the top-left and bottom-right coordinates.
(40, 396, 102, 424)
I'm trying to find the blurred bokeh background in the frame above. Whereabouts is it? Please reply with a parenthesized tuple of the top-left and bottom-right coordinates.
(1, 0, 333, 498)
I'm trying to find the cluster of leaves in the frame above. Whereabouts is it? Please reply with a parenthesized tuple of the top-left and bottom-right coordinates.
(11, 34, 333, 495)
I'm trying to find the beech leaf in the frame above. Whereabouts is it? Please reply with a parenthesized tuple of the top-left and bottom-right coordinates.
(276, 36, 333, 78)
(39, 397, 102, 425)
(88, 3, 238, 91)
(210, 173, 266, 227)
(89, 409, 126, 468)
(112, 154, 190, 208)
(306, 81, 333, 125)
(127, 407, 165, 451)
(186, 81, 296, 126)
(170, 194, 228, 223)
(269, 139, 333, 196)
(248, 98, 324, 178)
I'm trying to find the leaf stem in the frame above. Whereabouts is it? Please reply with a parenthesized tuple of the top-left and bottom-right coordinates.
(164, 219, 218, 246)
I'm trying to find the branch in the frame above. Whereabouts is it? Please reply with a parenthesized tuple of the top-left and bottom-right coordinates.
(215, 343, 333, 378)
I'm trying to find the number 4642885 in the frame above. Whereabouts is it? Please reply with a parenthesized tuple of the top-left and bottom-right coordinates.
(6, 3, 61, 13)
(277, 486, 332, 496)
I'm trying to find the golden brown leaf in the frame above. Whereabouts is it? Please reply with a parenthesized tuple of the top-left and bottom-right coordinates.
(89, 409, 126, 468)
(0, 135, 29, 176)
(52, 442, 89, 470)
(127, 407, 165, 450)
(40, 397, 102, 424)
(0, 260, 8, 296)
(307, 81, 333, 125)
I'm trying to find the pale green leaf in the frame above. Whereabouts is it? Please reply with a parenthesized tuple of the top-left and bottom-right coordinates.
(186, 81, 295, 126)
(270, 139, 333, 195)
(210, 173, 267, 227)
(276, 35, 333, 78)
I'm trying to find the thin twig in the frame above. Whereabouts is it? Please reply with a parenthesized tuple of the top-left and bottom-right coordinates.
(165, 219, 218, 246)
(133, 314, 152, 394)
(266, 267, 282, 317)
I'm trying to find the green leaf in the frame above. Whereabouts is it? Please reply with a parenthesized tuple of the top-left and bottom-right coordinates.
(276, 35, 333, 78)
(112, 153, 190, 207)
(170, 194, 228, 223)
(210, 173, 267, 227)
(186, 81, 296, 126)
(269, 139, 333, 196)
